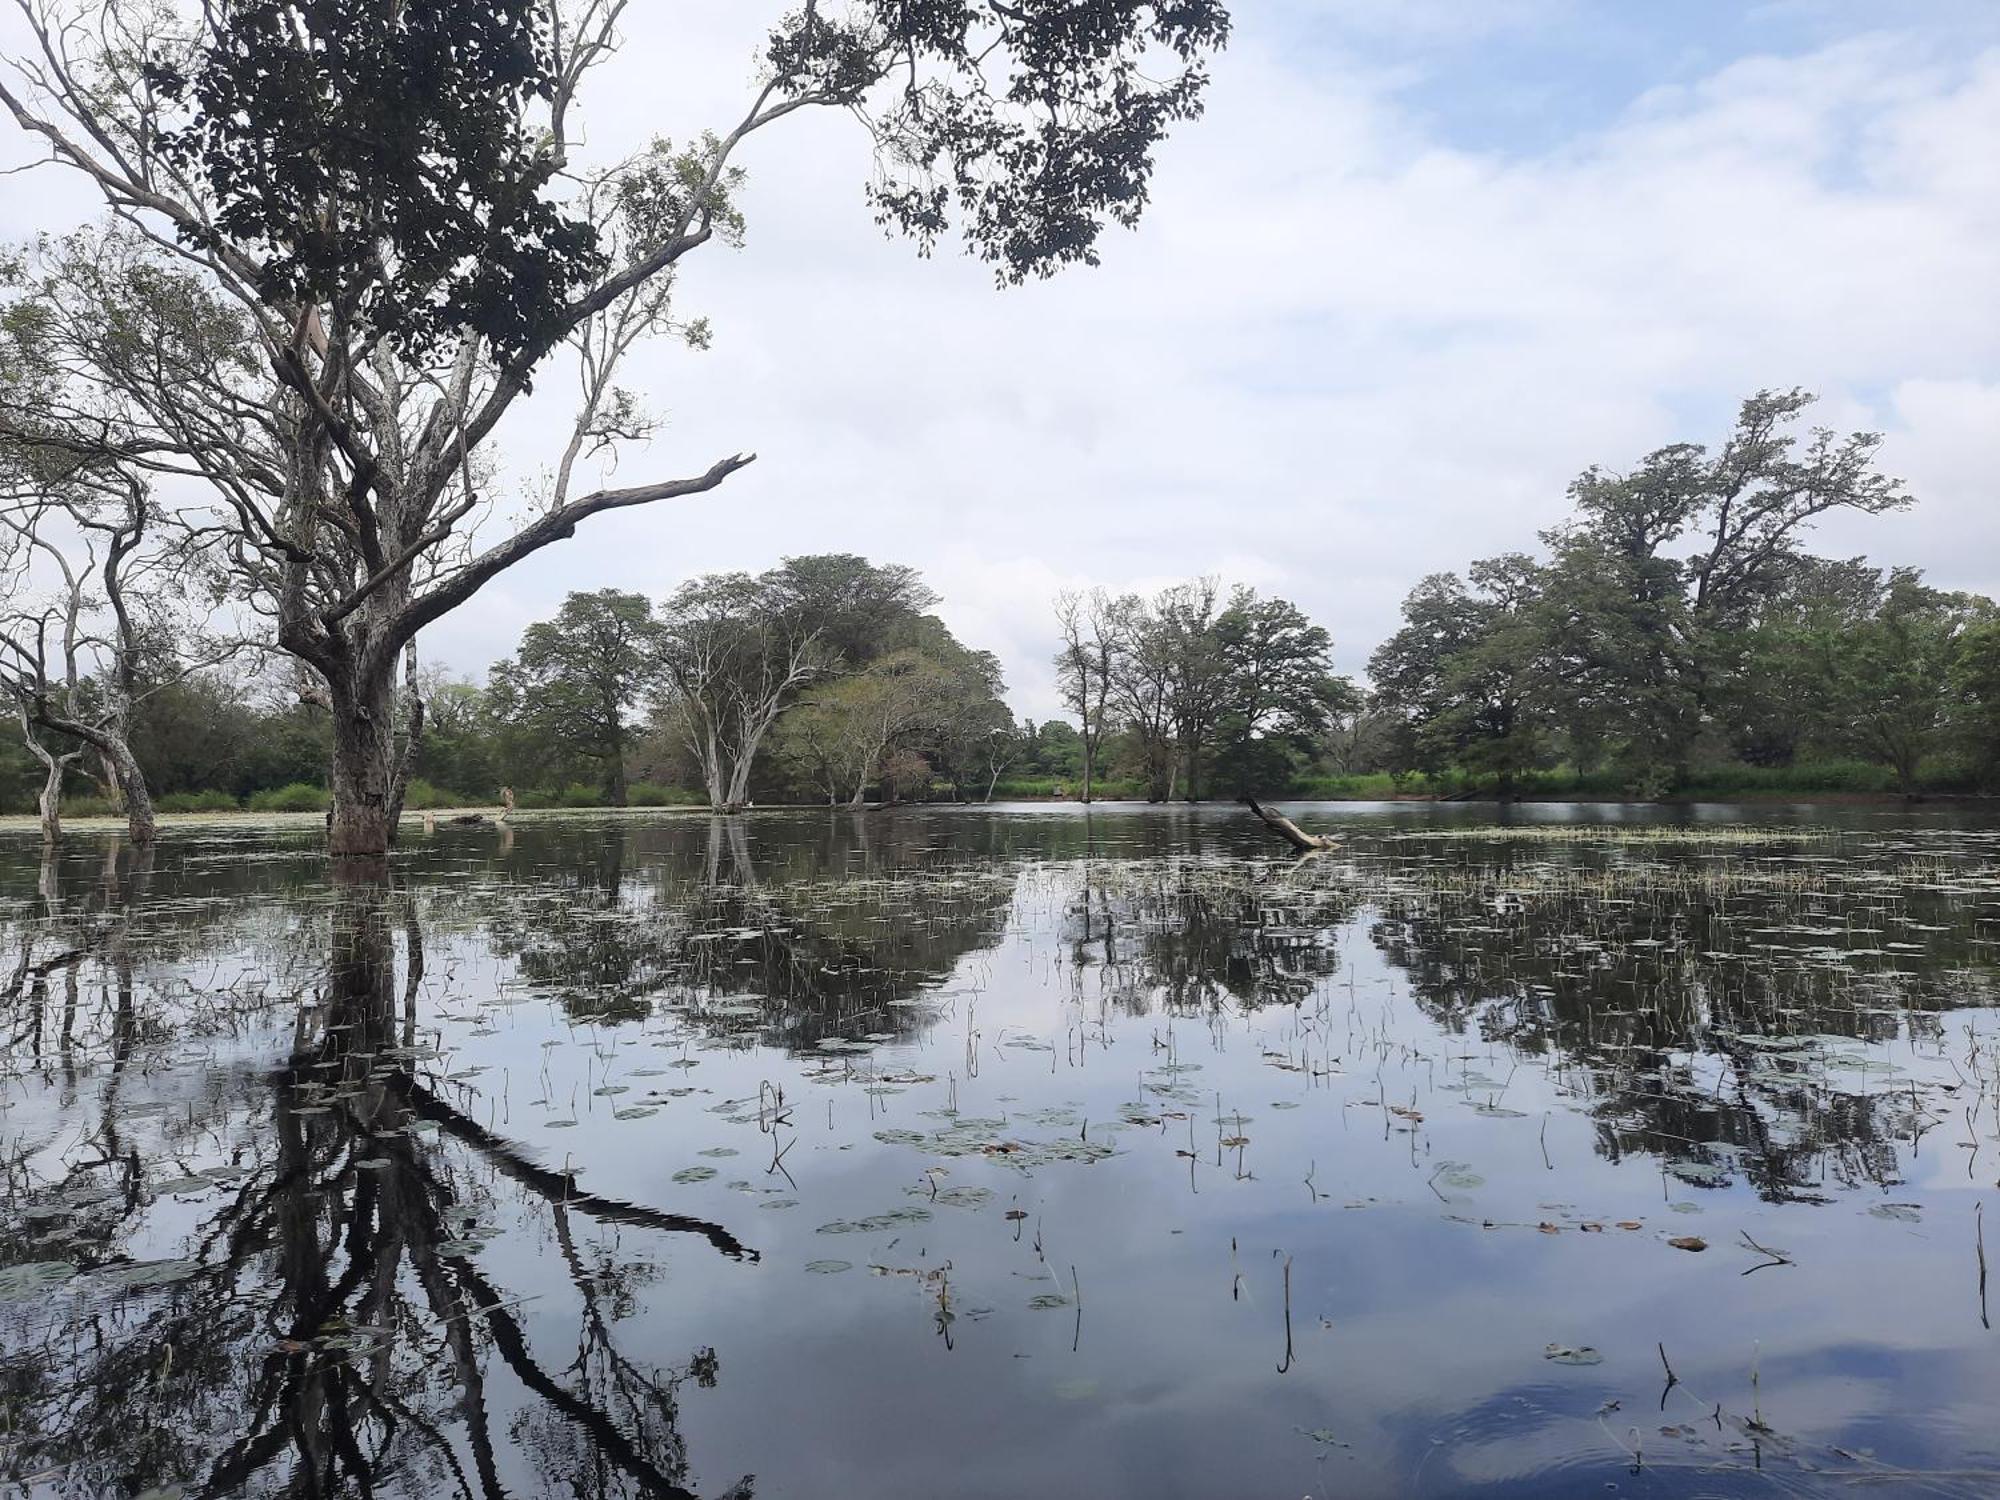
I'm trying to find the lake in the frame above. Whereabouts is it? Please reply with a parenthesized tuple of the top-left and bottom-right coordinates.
(5, 802, 2000, 1499)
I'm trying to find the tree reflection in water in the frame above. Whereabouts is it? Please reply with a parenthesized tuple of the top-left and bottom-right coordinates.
(1, 854, 752, 1500)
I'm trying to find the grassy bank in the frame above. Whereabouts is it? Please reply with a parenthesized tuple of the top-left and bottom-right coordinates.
(16, 757, 1991, 827)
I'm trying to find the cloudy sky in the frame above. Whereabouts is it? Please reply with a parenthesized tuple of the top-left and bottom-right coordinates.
(7, 2, 1999, 720)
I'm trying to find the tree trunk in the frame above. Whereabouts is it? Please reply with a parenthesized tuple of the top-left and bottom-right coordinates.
(329, 665, 398, 860)
(102, 737, 157, 846)
(702, 727, 728, 811)
(1080, 738, 1094, 804)
(607, 741, 630, 807)
(724, 749, 757, 810)
(36, 756, 63, 848)
(1893, 743, 1919, 797)
(386, 643, 425, 837)
(724, 711, 782, 810)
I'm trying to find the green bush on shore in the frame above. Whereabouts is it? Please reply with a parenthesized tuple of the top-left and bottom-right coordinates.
(986, 776, 1146, 800)
(157, 789, 243, 813)
(629, 782, 704, 806)
(402, 778, 477, 810)
(247, 782, 328, 814)
(22, 759, 1991, 824)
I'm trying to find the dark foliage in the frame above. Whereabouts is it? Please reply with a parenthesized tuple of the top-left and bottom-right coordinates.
(145, 0, 603, 363)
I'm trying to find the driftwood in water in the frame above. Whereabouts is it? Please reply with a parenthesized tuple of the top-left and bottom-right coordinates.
(1242, 796, 1340, 852)
(446, 812, 490, 826)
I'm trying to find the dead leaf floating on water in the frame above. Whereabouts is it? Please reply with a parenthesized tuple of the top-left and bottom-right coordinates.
(1668, 1236, 1708, 1252)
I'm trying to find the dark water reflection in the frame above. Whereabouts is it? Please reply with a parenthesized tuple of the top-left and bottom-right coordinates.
(4, 802, 2000, 1497)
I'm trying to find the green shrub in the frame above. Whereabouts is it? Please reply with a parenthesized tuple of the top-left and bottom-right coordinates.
(58, 794, 117, 818)
(402, 778, 474, 810)
(1287, 773, 1413, 800)
(986, 776, 1145, 800)
(248, 782, 329, 814)
(628, 782, 703, 807)
(516, 783, 604, 809)
(157, 789, 243, 813)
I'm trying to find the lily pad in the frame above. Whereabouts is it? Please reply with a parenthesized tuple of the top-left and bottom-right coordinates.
(0, 1260, 75, 1300)
(1544, 1343, 1603, 1365)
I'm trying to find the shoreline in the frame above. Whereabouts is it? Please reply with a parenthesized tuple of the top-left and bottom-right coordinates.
(4, 788, 1992, 832)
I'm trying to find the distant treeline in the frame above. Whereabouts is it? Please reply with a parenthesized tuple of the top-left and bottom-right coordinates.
(8, 394, 1997, 818)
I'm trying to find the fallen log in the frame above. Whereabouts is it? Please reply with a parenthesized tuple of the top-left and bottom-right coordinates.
(1242, 796, 1341, 852)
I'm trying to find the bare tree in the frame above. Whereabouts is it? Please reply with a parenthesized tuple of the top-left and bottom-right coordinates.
(1053, 588, 1120, 803)
(0, 0, 1227, 857)
(657, 573, 825, 810)
(10, 695, 81, 845)
(0, 460, 235, 844)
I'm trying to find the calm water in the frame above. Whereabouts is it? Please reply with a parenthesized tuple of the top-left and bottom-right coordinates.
(6, 802, 2000, 1499)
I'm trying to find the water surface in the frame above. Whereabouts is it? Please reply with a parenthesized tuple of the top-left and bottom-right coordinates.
(5, 802, 2000, 1498)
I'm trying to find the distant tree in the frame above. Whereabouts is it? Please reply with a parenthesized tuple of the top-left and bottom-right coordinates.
(1709, 555, 1884, 767)
(1541, 390, 1909, 787)
(1321, 704, 1399, 777)
(656, 571, 827, 810)
(1026, 719, 1086, 782)
(489, 590, 660, 805)
(927, 690, 1019, 802)
(1951, 619, 2000, 785)
(1370, 555, 1550, 798)
(1053, 589, 1119, 802)
(1105, 580, 1226, 801)
(1802, 571, 1987, 792)
(1211, 587, 1354, 795)
(410, 673, 497, 798)
(1105, 591, 1176, 800)
(777, 649, 962, 805)
(1160, 579, 1231, 800)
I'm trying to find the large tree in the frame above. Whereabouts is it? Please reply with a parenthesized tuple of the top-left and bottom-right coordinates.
(1540, 389, 1909, 786)
(0, 0, 1228, 857)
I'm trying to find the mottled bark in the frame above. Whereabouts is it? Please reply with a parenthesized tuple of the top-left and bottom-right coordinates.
(328, 666, 398, 862)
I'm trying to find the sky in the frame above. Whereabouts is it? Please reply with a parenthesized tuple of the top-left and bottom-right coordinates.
(4, 1, 1998, 721)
